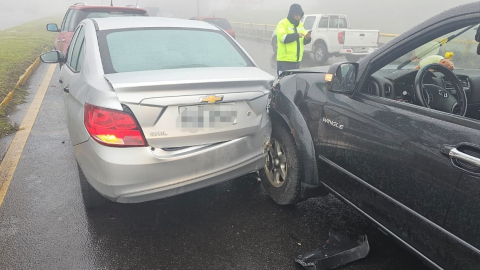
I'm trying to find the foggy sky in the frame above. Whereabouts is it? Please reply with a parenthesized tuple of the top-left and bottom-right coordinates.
(0, 0, 479, 33)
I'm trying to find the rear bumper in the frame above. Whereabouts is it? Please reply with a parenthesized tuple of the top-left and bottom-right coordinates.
(339, 47, 376, 56)
(117, 152, 263, 203)
(73, 121, 271, 203)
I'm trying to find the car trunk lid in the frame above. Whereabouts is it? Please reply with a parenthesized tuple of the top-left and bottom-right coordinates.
(104, 67, 274, 148)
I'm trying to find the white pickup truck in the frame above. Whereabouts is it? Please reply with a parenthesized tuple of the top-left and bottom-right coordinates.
(272, 14, 379, 64)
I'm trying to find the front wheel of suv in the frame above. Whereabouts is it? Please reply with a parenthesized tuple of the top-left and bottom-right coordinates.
(259, 121, 302, 205)
(78, 162, 108, 210)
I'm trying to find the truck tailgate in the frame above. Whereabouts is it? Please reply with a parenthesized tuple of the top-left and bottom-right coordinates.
(344, 30, 379, 48)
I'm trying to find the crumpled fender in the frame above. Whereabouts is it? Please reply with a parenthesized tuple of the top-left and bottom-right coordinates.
(271, 75, 328, 198)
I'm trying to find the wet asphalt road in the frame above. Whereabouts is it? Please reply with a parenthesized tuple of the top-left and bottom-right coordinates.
(0, 37, 430, 270)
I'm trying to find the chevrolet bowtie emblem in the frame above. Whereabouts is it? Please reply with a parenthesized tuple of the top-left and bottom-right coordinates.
(200, 95, 223, 104)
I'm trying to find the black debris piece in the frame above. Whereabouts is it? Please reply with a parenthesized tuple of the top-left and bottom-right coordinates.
(295, 229, 370, 270)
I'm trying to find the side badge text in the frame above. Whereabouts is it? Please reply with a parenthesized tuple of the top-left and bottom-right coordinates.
(323, 117, 344, 130)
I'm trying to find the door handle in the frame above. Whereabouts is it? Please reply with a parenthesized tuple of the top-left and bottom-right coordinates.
(64, 87, 69, 93)
(449, 148, 480, 168)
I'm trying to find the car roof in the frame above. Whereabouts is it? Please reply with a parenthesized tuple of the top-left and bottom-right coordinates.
(195, 17, 229, 21)
(303, 14, 346, 17)
(71, 5, 146, 12)
(91, 17, 219, 31)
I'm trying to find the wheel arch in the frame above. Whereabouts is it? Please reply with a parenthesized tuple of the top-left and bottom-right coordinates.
(313, 38, 328, 52)
(270, 79, 329, 198)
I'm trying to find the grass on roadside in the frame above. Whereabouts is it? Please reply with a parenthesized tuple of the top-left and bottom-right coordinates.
(0, 16, 60, 137)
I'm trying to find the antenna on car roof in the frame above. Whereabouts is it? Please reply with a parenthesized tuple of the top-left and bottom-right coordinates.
(213, 2, 216, 17)
(110, 0, 113, 6)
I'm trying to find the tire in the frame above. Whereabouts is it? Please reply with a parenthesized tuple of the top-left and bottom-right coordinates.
(259, 120, 302, 205)
(314, 43, 329, 65)
(346, 55, 362, 62)
(272, 36, 278, 54)
(78, 162, 107, 210)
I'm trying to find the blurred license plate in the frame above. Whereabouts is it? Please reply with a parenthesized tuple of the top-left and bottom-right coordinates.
(353, 48, 367, 53)
(178, 104, 237, 129)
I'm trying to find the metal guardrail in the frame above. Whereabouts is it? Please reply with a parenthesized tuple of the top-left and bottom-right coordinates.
(231, 22, 276, 37)
(231, 21, 476, 55)
(231, 21, 400, 45)
(231, 21, 478, 68)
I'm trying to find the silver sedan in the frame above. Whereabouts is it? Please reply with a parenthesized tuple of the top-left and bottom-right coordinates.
(40, 17, 274, 209)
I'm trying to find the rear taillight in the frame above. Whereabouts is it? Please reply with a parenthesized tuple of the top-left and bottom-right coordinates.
(84, 103, 146, 147)
(338, 31, 345, 44)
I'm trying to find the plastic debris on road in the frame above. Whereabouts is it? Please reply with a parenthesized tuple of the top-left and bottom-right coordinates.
(295, 229, 370, 270)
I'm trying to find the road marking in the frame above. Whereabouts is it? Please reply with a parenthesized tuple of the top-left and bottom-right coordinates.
(0, 64, 56, 209)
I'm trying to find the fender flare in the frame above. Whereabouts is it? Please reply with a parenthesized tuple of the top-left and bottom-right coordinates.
(271, 89, 329, 198)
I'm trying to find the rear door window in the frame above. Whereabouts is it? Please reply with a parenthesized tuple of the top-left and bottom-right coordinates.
(318, 17, 329, 28)
(67, 10, 80, 31)
(61, 9, 73, 32)
(76, 41, 86, 72)
(100, 29, 252, 74)
(329, 16, 339, 28)
(303, 16, 316, 30)
(66, 26, 83, 66)
(338, 17, 348, 28)
(69, 27, 85, 71)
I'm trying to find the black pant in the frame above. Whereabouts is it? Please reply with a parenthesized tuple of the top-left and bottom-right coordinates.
(277, 61, 300, 77)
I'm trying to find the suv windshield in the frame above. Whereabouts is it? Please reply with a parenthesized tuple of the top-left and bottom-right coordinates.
(387, 24, 480, 70)
(203, 19, 232, 30)
(100, 29, 251, 73)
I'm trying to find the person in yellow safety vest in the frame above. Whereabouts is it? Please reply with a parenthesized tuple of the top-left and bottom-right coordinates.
(276, 4, 311, 77)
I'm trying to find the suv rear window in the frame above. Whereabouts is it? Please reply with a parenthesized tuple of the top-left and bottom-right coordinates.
(203, 19, 232, 30)
(99, 28, 252, 74)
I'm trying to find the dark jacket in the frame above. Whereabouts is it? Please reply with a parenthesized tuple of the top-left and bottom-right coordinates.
(283, 4, 311, 46)
(287, 4, 304, 27)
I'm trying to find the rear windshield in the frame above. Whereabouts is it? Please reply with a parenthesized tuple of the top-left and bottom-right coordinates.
(203, 19, 232, 30)
(99, 28, 252, 74)
(74, 9, 147, 26)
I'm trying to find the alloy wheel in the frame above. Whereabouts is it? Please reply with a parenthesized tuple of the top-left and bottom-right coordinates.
(265, 139, 288, 188)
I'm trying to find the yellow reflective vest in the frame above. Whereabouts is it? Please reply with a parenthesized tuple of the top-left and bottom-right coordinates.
(276, 18, 308, 62)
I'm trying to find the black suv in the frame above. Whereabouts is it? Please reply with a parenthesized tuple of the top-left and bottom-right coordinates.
(261, 2, 480, 269)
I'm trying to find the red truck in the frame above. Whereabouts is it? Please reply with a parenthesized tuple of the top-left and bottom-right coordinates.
(190, 17, 235, 39)
(47, 2, 147, 56)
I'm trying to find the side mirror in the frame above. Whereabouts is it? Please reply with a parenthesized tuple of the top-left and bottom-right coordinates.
(46, 23, 60, 32)
(40, 51, 64, 63)
(325, 62, 359, 93)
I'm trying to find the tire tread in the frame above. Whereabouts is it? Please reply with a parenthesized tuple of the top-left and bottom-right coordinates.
(260, 120, 302, 205)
